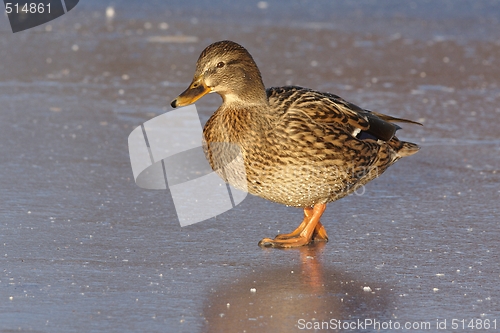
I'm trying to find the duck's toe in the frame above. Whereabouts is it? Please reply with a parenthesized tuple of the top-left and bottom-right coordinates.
(258, 235, 313, 248)
(257, 238, 276, 248)
(258, 203, 327, 248)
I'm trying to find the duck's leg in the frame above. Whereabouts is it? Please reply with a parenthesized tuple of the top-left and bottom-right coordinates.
(274, 207, 329, 241)
(312, 221, 329, 242)
(274, 207, 314, 240)
(258, 203, 327, 248)
(273, 208, 329, 241)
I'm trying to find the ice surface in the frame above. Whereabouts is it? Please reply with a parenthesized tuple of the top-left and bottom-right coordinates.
(1, 1, 499, 332)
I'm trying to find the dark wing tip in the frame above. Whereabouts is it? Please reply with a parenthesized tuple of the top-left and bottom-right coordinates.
(361, 111, 422, 141)
(363, 112, 400, 141)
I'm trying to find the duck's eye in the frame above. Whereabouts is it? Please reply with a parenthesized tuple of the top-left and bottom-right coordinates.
(216, 62, 225, 68)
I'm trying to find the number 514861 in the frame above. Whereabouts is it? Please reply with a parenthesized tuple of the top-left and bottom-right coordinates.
(5, 3, 51, 14)
(451, 319, 497, 330)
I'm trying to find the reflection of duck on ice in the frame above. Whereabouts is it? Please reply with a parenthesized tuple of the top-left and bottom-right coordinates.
(202, 243, 390, 332)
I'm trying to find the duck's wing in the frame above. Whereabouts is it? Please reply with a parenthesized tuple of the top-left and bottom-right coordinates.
(267, 86, 421, 142)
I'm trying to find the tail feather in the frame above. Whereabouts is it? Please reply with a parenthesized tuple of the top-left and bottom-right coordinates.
(384, 131, 420, 158)
(370, 111, 423, 127)
(368, 111, 421, 158)
(399, 141, 420, 157)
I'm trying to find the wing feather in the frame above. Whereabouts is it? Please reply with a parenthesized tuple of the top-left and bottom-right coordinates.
(267, 86, 421, 142)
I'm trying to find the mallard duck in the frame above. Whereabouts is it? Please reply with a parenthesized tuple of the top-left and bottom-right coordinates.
(171, 40, 421, 248)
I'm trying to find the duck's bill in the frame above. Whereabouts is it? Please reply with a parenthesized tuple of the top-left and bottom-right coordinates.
(171, 79, 211, 108)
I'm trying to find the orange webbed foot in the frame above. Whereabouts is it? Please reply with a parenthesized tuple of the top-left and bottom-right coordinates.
(258, 204, 327, 248)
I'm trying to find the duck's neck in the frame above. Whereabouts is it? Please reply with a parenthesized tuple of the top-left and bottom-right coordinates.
(219, 67, 269, 107)
(221, 92, 268, 106)
(212, 91, 274, 144)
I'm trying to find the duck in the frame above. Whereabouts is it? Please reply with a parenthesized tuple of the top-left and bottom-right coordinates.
(171, 40, 421, 248)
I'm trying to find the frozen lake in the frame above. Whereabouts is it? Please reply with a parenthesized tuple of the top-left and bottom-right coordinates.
(1, 1, 499, 332)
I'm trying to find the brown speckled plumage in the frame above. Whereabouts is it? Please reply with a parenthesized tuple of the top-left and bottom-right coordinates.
(171, 40, 420, 248)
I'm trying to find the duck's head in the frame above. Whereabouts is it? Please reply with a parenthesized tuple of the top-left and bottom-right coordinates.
(171, 40, 267, 108)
